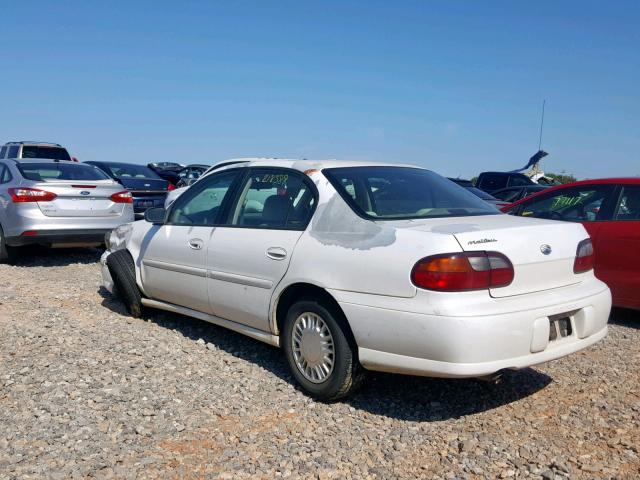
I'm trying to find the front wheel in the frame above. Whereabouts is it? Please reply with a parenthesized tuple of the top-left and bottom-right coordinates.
(282, 299, 363, 401)
(106, 250, 144, 318)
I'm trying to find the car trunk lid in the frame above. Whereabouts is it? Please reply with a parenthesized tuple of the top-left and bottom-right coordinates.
(32, 180, 125, 217)
(388, 214, 589, 298)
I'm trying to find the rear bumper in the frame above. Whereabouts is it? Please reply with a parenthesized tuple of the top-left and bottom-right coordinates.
(2, 203, 134, 239)
(330, 278, 612, 378)
(6, 229, 111, 246)
(358, 327, 608, 378)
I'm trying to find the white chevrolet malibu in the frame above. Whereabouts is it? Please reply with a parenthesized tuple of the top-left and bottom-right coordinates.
(101, 160, 611, 400)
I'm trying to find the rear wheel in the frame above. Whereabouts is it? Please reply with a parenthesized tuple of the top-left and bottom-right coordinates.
(106, 250, 144, 317)
(282, 299, 364, 401)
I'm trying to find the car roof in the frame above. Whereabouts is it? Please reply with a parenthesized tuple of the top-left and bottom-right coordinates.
(3, 141, 63, 147)
(6, 157, 75, 164)
(503, 177, 640, 209)
(87, 161, 150, 167)
(479, 171, 528, 176)
(218, 158, 419, 172)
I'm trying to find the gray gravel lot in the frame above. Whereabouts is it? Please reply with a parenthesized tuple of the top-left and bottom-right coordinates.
(0, 247, 638, 479)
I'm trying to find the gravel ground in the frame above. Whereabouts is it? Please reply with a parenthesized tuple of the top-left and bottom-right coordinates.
(0, 247, 638, 479)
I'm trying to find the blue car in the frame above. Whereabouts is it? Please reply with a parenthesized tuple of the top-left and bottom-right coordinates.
(84, 161, 174, 219)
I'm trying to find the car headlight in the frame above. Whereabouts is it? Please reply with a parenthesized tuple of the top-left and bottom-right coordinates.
(105, 223, 133, 252)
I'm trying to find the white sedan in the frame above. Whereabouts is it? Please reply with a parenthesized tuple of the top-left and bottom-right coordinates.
(101, 160, 611, 400)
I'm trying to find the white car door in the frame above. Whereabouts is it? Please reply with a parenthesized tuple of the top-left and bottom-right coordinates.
(207, 168, 317, 331)
(141, 169, 242, 313)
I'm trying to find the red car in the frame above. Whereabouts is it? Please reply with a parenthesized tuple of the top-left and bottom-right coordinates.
(502, 178, 640, 310)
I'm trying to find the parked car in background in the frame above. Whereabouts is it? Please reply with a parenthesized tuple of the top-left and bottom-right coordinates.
(151, 169, 180, 185)
(164, 159, 251, 207)
(0, 141, 72, 161)
(476, 171, 535, 194)
(102, 159, 610, 400)
(176, 164, 210, 187)
(447, 177, 474, 187)
(502, 178, 640, 310)
(465, 186, 506, 208)
(447, 178, 504, 208)
(147, 162, 182, 185)
(148, 162, 184, 172)
(0, 158, 133, 262)
(492, 185, 549, 204)
(84, 161, 175, 219)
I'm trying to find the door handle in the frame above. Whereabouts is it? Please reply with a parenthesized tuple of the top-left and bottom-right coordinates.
(188, 238, 204, 250)
(266, 247, 287, 260)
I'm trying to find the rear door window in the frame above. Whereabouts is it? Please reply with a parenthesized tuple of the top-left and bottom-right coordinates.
(229, 169, 316, 229)
(614, 186, 640, 221)
(520, 185, 614, 222)
(0, 146, 7, 158)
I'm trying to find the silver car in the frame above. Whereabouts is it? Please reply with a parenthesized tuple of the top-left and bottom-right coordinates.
(0, 158, 134, 262)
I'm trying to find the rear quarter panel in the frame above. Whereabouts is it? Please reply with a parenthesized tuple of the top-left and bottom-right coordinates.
(277, 186, 462, 299)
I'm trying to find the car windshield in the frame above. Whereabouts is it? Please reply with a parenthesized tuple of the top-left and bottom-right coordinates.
(18, 162, 109, 181)
(21, 146, 71, 161)
(103, 163, 161, 179)
(324, 166, 499, 219)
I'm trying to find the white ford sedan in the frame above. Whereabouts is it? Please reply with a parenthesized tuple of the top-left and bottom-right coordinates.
(101, 160, 611, 400)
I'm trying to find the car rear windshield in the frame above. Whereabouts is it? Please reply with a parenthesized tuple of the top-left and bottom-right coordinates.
(18, 162, 110, 182)
(21, 146, 71, 161)
(324, 166, 499, 220)
(102, 163, 161, 179)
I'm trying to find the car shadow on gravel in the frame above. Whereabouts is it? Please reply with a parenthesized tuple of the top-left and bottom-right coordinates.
(609, 307, 639, 329)
(345, 368, 551, 421)
(9, 246, 103, 267)
(99, 288, 553, 421)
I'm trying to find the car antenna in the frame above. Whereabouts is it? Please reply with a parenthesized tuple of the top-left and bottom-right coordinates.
(537, 99, 546, 151)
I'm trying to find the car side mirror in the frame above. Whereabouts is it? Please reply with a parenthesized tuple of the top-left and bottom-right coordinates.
(144, 207, 166, 225)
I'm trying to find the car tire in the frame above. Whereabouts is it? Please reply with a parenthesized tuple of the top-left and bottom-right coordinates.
(283, 299, 364, 401)
(106, 250, 144, 318)
(0, 225, 15, 264)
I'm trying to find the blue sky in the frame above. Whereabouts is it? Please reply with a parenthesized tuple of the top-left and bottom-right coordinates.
(1, 1, 638, 178)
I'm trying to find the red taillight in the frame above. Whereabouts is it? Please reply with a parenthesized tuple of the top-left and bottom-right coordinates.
(411, 251, 514, 292)
(110, 191, 133, 204)
(167, 183, 176, 191)
(9, 187, 57, 203)
(574, 239, 594, 274)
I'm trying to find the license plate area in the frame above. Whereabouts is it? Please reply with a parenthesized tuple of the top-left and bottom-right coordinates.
(548, 310, 577, 341)
(136, 200, 154, 208)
